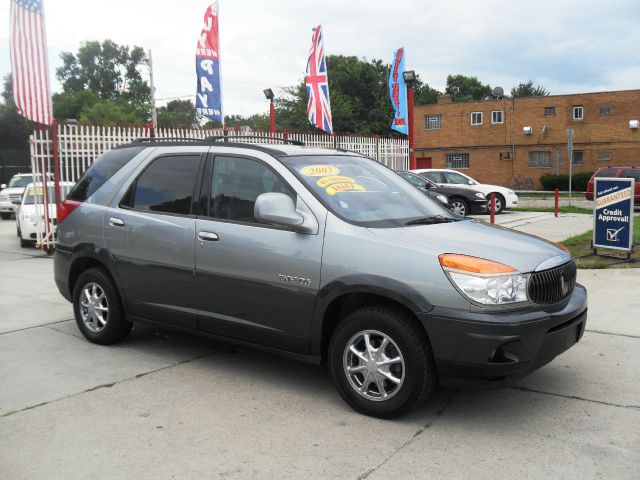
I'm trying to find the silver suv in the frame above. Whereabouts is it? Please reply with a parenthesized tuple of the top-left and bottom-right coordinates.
(54, 139, 587, 418)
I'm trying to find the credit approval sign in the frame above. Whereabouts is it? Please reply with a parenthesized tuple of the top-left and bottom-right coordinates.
(593, 177, 635, 251)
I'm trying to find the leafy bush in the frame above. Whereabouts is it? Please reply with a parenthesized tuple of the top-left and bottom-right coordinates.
(540, 172, 593, 191)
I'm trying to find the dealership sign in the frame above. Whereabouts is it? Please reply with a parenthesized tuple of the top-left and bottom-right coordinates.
(593, 177, 635, 251)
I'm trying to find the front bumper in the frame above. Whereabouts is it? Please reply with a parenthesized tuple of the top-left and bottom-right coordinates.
(0, 201, 16, 213)
(470, 200, 488, 214)
(505, 193, 518, 208)
(418, 284, 587, 387)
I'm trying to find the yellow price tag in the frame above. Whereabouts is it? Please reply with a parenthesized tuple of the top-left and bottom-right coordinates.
(300, 165, 340, 176)
(316, 175, 355, 188)
(325, 183, 366, 196)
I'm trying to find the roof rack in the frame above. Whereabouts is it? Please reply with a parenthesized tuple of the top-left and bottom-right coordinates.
(130, 137, 208, 143)
(203, 135, 305, 146)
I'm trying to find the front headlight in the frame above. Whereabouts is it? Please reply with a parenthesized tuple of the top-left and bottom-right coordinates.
(439, 254, 528, 305)
(507, 189, 515, 195)
(475, 192, 486, 199)
(0, 193, 8, 202)
(436, 194, 448, 204)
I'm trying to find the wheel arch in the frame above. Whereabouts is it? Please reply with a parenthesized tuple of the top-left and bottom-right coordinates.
(67, 245, 124, 305)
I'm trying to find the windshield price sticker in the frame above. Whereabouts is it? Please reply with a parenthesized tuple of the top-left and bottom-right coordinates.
(325, 183, 366, 196)
(316, 175, 355, 188)
(593, 177, 635, 252)
(300, 165, 340, 176)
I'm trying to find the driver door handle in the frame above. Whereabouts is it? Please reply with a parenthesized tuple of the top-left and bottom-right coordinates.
(198, 231, 219, 241)
(109, 217, 125, 227)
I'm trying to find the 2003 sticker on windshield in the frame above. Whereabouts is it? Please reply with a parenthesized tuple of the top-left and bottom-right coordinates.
(300, 165, 340, 176)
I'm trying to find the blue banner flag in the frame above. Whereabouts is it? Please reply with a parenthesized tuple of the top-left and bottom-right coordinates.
(388, 48, 408, 135)
(593, 177, 635, 251)
(195, 2, 223, 124)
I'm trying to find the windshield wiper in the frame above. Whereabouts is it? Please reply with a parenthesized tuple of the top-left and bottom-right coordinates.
(405, 215, 461, 226)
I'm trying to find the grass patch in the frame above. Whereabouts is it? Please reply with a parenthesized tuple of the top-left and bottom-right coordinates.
(558, 218, 640, 269)
(513, 206, 593, 214)
(517, 192, 580, 198)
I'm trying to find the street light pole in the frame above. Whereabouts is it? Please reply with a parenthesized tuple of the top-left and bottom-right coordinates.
(264, 88, 275, 135)
(403, 71, 416, 170)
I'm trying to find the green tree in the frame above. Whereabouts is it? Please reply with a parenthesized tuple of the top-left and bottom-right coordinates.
(414, 76, 441, 105)
(78, 101, 141, 125)
(445, 74, 492, 102)
(510, 80, 550, 98)
(52, 90, 100, 120)
(0, 74, 32, 148)
(157, 99, 199, 128)
(223, 113, 271, 131)
(275, 55, 398, 134)
(55, 40, 150, 123)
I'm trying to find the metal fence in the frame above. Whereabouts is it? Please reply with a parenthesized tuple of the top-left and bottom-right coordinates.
(28, 125, 409, 250)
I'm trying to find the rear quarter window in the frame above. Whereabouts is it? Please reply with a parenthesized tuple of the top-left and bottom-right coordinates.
(621, 170, 640, 181)
(67, 147, 144, 201)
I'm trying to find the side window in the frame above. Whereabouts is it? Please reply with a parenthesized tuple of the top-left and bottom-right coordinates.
(621, 170, 640, 181)
(210, 156, 295, 224)
(129, 155, 201, 215)
(444, 172, 473, 185)
(422, 171, 442, 183)
(403, 174, 425, 188)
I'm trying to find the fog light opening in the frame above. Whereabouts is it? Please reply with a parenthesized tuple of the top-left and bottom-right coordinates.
(488, 345, 519, 364)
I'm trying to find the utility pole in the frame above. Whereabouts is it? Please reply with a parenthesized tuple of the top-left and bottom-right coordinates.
(567, 128, 574, 206)
(148, 49, 158, 135)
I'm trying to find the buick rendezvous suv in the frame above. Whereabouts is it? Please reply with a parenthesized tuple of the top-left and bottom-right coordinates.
(54, 138, 587, 418)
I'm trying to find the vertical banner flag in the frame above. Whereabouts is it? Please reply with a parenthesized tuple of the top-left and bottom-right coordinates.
(9, 0, 52, 125)
(388, 48, 408, 135)
(195, 2, 223, 124)
(305, 25, 333, 133)
(593, 177, 635, 252)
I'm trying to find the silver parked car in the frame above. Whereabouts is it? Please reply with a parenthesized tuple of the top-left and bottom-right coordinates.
(54, 139, 586, 418)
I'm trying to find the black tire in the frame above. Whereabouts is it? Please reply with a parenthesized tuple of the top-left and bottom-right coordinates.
(73, 268, 132, 345)
(492, 193, 505, 214)
(449, 197, 469, 217)
(19, 237, 33, 248)
(1, 212, 11, 220)
(328, 306, 436, 418)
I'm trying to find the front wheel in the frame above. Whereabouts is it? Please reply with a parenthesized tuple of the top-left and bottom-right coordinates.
(449, 198, 469, 217)
(73, 268, 132, 345)
(1, 212, 11, 220)
(329, 306, 436, 418)
(491, 193, 505, 214)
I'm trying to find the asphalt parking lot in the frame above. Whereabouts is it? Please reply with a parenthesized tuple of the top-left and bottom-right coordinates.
(1, 215, 639, 479)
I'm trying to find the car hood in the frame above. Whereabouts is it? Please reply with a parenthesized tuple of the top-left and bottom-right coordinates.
(1, 187, 25, 195)
(369, 219, 566, 273)
(433, 185, 483, 198)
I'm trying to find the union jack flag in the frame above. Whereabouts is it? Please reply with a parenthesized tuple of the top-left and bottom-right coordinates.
(305, 25, 332, 133)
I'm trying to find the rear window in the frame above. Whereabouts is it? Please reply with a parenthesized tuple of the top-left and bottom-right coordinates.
(621, 169, 640, 181)
(594, 168, 618, 178)
(67, 147, 144, 201)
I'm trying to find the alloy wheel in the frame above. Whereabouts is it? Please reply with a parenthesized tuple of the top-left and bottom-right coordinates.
(79, 282, 109, 333)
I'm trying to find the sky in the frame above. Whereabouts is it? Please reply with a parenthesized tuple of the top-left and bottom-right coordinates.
(1, 0, 639, 116)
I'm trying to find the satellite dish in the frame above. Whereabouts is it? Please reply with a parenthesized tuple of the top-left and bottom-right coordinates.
(493, 86, 504, 98)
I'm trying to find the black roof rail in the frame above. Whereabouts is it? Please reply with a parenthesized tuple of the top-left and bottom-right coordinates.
(130, 137, 208, 143)
(203, 135, 305, 146)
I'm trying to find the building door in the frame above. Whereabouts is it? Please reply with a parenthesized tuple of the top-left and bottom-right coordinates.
(417, 157, 432, 169)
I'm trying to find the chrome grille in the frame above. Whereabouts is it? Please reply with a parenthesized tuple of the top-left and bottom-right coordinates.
(9, 193, 21, 202)
(529, 260, 577, 304)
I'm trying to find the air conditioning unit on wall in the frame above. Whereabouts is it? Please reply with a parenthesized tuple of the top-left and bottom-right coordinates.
(630, 120, 639, 129)
(499, 152, 511, 160)
(523, 126, 533, 135)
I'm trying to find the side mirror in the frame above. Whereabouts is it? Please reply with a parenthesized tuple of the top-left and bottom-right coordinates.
(423, 182, 432, 189)
(254, 192, 317, 234)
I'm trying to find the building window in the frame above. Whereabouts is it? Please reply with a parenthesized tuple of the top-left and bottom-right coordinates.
(573, 105, 584, 120)
(529, 151, 551, 168)
(597, 151, 611, 162)
(491, 110, 504, 124)
(572, 150, 584, 165)
(470, 112, 483, 125)
(424, 114, 442, 130)
(544, 107, 556, 115)
(445, 153, 470, 169)
(599, 106, 612, 115)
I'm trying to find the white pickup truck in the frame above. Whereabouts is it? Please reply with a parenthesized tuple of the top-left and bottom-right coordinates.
(1, 173, 53, 220)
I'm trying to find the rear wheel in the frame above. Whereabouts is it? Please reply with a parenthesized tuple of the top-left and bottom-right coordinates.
(492, 193, 505, 214)
(449, 197, 469, 216)
(73, 268, 132, 345)
(19, 237, 33, 248)
(329, 306, 436, 418)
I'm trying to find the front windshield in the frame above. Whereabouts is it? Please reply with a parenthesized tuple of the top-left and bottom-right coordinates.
(281, 155, 455, 227)
(9, 176, 33, 188)
(23, 185, 73, 205)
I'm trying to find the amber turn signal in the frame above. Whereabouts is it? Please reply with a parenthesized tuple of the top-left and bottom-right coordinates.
(438, 254, 517, 274)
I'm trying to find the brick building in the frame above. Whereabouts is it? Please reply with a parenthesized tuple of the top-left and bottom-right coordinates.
(414, 89, 640, 189)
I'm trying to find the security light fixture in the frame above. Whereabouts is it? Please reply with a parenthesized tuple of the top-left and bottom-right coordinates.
(402, 70, 416, 85)
(263, 88, 274, 100)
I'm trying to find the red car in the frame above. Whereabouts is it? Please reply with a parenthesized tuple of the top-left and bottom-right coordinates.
(585, 166, 640, 204)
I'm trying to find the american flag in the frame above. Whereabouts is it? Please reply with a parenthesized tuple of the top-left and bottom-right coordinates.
(9, 0, 52, 125)
(305, 25, 332, 133)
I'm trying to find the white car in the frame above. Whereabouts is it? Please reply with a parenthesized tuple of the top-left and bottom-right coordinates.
(1, 173, 53, 220)
(16, 182, 74, 248)
(412, 168, 518, 214)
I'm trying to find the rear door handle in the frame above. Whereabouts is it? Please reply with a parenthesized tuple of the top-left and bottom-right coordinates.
(198, 231, 219, 241)
(109, 217, 125, 227)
